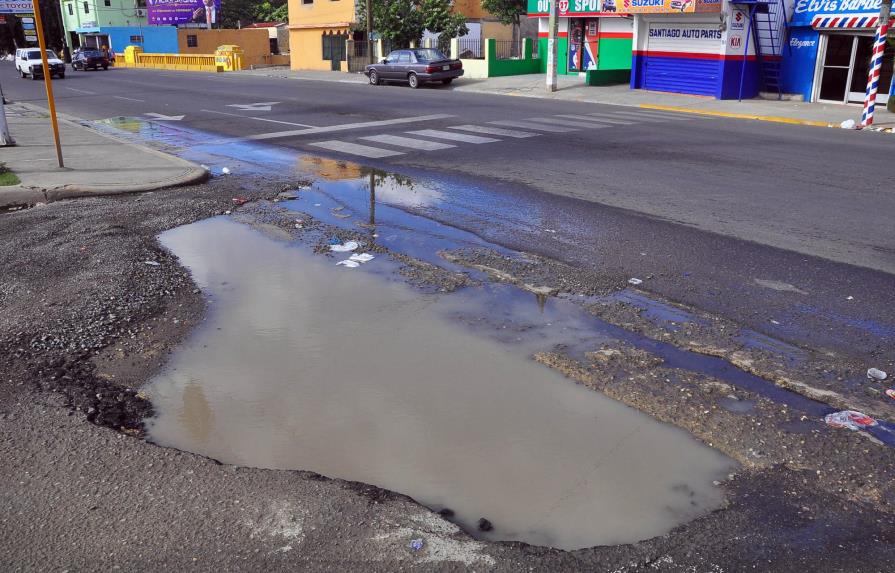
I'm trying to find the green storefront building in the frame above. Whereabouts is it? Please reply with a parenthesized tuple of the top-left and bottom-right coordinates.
(528, 0, 632, 84)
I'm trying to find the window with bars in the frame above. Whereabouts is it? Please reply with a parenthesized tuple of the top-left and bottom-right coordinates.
(83, 2, 89, 13)
(187, 35, 198, 47)
(104, 0, 110, 6)
(67, 2, 73, 15)
(322, 33, 347, 61)
(129, 35, 143, 43)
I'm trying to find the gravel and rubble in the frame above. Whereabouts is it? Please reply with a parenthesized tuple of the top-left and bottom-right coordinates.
(2, 178, 895, 571)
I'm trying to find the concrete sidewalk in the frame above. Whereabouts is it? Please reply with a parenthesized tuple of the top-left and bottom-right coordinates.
(0, 103, 207, 208)
(238, 67, 895, 130)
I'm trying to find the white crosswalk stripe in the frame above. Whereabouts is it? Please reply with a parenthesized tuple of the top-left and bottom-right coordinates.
(526, 117, 597, 128)
(583, 112, 639, 124)
(449, 124, 539, 138)
(488, 119, 579, 132)
(405, 129, 500, 143)
(605, 111, 671, 122)
(309, 140, 405, 158)
(628, 109, 693, 120)
(555, 114, 629, 125)
(360, 134, 456, 151)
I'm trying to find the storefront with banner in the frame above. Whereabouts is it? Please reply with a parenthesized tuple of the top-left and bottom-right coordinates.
(782, 0, 894, 104)
(528, 0, 633, 82)
(629, 0, 761, 99)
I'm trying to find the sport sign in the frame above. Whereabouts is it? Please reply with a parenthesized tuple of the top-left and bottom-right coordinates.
(0, 1, 33, 13)
(528, 0, 621, 16)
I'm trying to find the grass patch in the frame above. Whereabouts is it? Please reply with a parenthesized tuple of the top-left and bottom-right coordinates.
(0, 162, 20, 186)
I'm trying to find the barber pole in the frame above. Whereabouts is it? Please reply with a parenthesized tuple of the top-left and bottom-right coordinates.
(861, 5, 891, 127)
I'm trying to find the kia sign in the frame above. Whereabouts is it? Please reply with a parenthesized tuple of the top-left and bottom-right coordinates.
(147, 0, 220, 26)
(0, 1, 33, 13)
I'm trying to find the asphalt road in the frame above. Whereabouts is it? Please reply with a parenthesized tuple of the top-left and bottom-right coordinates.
(2, 65, 894, 361)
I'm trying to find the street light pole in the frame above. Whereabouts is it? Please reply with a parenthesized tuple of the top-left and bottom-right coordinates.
(31, 0, 63, 167)
(0, 88, 14, 146)
(546, 0, 559, 92)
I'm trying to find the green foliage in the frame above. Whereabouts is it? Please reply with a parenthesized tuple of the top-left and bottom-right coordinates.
(220, 0, 261, 28)
(480, 0, 526, 27)
(0, 163, 20, 187)
(254, 0, 289, 23)
(355, 0, 467, 48)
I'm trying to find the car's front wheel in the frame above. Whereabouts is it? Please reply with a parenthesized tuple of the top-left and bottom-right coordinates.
(57, 74, 65, 79)
(103, 64, 108, 70)
(31, 71, 40, 80)
(369, 70, 380, 85)
(19, 68, 25, 78)
(408, 72, 419, 89)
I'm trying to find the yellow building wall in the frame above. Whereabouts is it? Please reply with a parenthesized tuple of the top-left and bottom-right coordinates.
(452, 0, 492, 19)
(288, 0, 356, 69)
(177, 29, 271, 67)
(482, 20, 514, 41)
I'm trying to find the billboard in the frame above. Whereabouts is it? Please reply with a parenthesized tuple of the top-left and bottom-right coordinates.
(0, 1, 33, 13)
(620, 0, 721, 13)
(147, 0, 221, 26)
(527, 0, 625, 16)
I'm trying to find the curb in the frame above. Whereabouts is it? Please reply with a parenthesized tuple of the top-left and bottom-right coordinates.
(0, 103, 209, 208)
(638, 104, 831, 127)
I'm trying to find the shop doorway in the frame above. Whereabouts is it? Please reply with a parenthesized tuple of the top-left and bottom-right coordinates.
(817, 33, 893, 104)
(567, 18, 600, 73)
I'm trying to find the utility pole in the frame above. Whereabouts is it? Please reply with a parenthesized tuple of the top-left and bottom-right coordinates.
(367, 0, 374, 64)
(860, 0, 890, 126)
(31, 0, 63, 167)
(0, 84, 13, 146)
(546, 0, 559, 92)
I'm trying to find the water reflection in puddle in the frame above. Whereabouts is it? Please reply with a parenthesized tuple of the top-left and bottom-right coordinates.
(146, 218, 735, 550)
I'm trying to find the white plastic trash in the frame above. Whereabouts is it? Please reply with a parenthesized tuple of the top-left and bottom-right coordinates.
(330, 241, 359, 253)
(867, 368, 888, 381)
(336, 260, 360, 268)
(840, 119, 856, 130)
(628, 278, 643, 286)
(349, 253, 375, 263)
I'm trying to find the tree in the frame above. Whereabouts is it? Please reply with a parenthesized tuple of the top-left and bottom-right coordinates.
(254, 0, 289, 23)
(355, 0, 467, 49)
(220, 0, 259, 28)
(481, 0, 526, 47)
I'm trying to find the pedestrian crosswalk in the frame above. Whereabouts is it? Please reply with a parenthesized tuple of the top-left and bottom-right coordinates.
(307, 108, 702, 160)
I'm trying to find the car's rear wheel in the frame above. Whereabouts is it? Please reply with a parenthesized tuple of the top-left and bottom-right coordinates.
(369, 70, 380, 85)
(408, 72, 419, 89)
(31, 72, 40, 81)
(57, 74, 65, 79)
(442, 78, 453, 85)
(19, 68, 25, 78)
(103, 64, 108, 70)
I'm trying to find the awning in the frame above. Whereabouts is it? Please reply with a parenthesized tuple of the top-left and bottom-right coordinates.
(811, 14, 879, 29)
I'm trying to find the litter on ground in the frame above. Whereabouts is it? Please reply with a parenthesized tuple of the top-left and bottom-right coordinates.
(409, 538, 424, 552)
(330, 241, 359, 253)
(824, 410, 878, 431)
(349, 253, 375, 263)
(336, 260, 360, 268)
(628, 278, 643, 286)
(867, 368, 888, 381)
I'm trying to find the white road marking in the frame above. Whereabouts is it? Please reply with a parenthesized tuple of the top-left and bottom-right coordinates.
(112, 95, 145, 102)
(625, 109, 692, 120)
(556, 113, 635, 125)
(246, 114, 455, 141)
(405, 129, 499, 144)
(309, 140, 404, 158)
(488, 119, 579, 133)
(448, 124, 538, 138)
(201, 109, 315, 128)
(226, 102, 280, 111)
(584, 112, 638, 125)
(606, 111, 670, 122)
(526, 117, 600, 128)
(359, 134, 456, 151)
(65, 87, 96, 95)
(144, 112, 185, 121)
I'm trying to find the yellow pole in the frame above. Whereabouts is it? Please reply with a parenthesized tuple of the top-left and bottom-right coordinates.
(30, 0, 64, 168)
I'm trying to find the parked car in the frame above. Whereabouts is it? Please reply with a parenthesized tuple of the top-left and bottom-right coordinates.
(71, 50, 110, 71)
(14, 48, 65, 80)
(365, 48, 463, 89)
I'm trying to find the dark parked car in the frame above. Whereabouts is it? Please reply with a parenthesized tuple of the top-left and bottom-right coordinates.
(365, 48, 463, 89)
(72, 50, 110, 71)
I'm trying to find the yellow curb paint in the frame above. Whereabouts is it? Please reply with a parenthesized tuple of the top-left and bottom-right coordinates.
(639, 104, 830, 128)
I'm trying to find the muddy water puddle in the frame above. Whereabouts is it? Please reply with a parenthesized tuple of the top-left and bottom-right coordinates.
(147, 218, 735, 550)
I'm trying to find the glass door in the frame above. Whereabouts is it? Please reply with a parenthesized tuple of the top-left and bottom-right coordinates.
(849, 35, 894, 104)
(817, 34, 856, 103)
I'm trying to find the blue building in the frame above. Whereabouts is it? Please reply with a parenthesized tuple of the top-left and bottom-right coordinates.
(782, 0, 893, 105)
